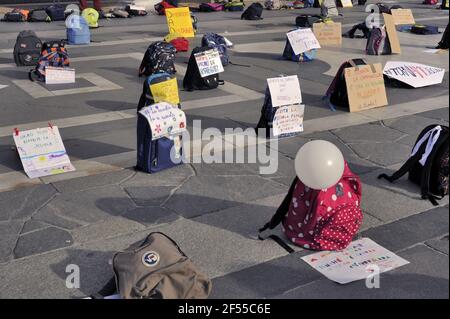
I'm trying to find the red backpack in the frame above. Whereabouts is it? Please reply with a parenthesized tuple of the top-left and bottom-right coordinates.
(170, 38, 189, 52)
(155, 1, 176, 15)
(259, 162, 363, 251)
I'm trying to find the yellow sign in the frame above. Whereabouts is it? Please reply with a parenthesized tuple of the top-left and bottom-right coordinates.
(150, 78, 180, 105)
(166, 7, 194, 38)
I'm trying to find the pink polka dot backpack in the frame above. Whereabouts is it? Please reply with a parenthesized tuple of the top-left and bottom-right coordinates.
(259, 162, 363, 251)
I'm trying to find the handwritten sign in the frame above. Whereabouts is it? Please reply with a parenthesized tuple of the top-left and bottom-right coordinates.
(45, 67, 75, 85)
(267, 75, 302, 107)
(344, 63, 388, 112)
(313, 22, 342, 47)
(391, 9, 415, 25)
(138, 102, 186, 140)
(287, 28, 321, 55)
(13, 126, 75, 179)
(273, 104, 305, 137)
(302, 238, 409, 284)
(383, 61, 445, 88)
(340, 0, 353, 8)
(383, 13, 401, 54)
(166, 7, 194, 38)
(150, 78, 180, 105)
(194, 48, 224, 78)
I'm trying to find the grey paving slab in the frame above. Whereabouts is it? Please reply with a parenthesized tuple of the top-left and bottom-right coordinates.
(331, 122, 406, 144)
(382, 115, 449, 138)
(124, 185, 175, 207)
(419, 108, 450, 122)
(0, 221, 22, 263)
(426, 236, 449, 255)
(121, 164, 194, 188)
(349, 141, 414, 167)
(123, 206, 181, 227)
(21, 220, 50, 235)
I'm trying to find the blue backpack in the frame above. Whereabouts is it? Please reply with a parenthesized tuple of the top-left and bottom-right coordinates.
(67, 16, 91, 45)
(136, 72, 183, 174)
(282, 35, 317, 62)
(201, 32, 229, 66)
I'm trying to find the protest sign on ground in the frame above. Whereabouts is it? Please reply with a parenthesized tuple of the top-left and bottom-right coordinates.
(313, 22, 342, 47)
(340, 0, 353, 8)
(267, 75, 302, 107)
(166, 7, 194, 38)
(287, 28, 321, 55)
(138, 102, 186, 140)
(383, 13, 401, 54)
(45, 67, 76, 85)
(150, 78, 180, 105)
(194, 49, 224, 78)
(273, 104, 305, 137)
(390, 9, 415, 25)
(383, 61, 445, 88)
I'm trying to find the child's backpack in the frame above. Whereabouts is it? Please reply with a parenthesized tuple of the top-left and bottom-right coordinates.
(241, 2, 264, 20)
(154, 1, 176, 15)
(201, 32, 229, 66)
(437, 23, 449, 49)
(28, 8, 51, 22)
(2, 9, 27, 22)
(46, 3, 66, 21)
(295, 14, 324, 27)
(259, 162, 363, 251)
(91, 232, 212, 299)
(379, 125, 449, 206)
(321, 0, 339, 17)
(13, 31, 42, 67)
(183, 46, 225, 91)
(423, 0, 439, 4)
(293, 0, 306, 8)
(138, 72, 180, 111)
(199, 3, 225, 12)
(366, 26, 392, 55)
(125, 5, 148, 16)
(282, 30, 318, 62)
(325, 58, 367, 110)
(410, 24, 440, 35)
(112, 8, 130, 18)
(343, 22, 371, 39)
(29, 40, 70, 82)
(265, 0, 282, 10)
(225, 1, 245, 11)
(67, 16, 91, 45)
(82, 8, 99, 28)
(139, 41, 177, 77)
(170, 38, 189, 52)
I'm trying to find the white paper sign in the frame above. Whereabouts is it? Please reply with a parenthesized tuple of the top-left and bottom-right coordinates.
(194, 48, 224, 78)
(273, 104, 305, 137)
(383, 61, 445, 88)
(13, 126, 75, 179)
(287, 28, 321, 55)
(267, 75, 302, 107)
(138, 102, 187, 140)
(340, 0, 353, 7)
(302, 238, 410, 284)
(45, 66, 76, 85)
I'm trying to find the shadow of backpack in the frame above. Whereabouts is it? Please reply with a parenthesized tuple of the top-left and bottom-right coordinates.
(378, 125, 449, 206)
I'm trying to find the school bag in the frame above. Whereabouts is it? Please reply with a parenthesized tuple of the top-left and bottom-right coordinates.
(67, 16, 91, 45)
(170, 38, 189, 52)
(139, 41, 176, 77)
(410, 24, 440, 35)
(283, 30, 318, 62)
(241, 2, 263, 20)
(29, 40, 70, 82)
(321, 0, 339, 17)
(259, 162, 363, 251)
(295, 14, 324, 27)
(201, 32, 230, 66)
(293, 1, 306, 8)
(437, 23, 449, 49)
(112, 9, 130, 18)
(91, 232, 212, 299)
(155, 1, 176, 15)
(46, 3, 66, 21)
(199, 3, 225, 12)
(183, 46, 225, 91)
(191, 13, 198, 33)
(423, 0, 438, 4)
(379, 125, 449, 206)
(343, 22, 371, 38)
(125, 5, 148, 16)
(325, 58, 367, 110)
(225, 1, 245, 11)
(2, 9, 27, 22)
(82, 8, 99, 28)
(265, 0, 282, 10)
(13, 31, 42, 67)
(28, 9, 51, 22)
(366, 26, 392, 55)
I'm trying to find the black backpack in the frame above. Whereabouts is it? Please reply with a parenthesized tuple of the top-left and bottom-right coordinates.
(241, 2, 263, 20)
(13, 31, 42, 67)
(379, 125, 449, 206)
(28, 9, 51, 22)
(326, 58, 367, 110)
(437, 23, 449, 49)
(343, 22, 371, 39)
(2, 10, 26, 22)
(182, 46, 224, 91)
(295, 14, 323, 28)
(139, 41, 176, 77)
(255, 86, 277, 138)
(46, 3, 66, 21)
(137, 72, 179, 111)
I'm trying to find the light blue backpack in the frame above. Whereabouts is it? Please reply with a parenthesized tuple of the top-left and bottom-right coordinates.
(67, 16, 90, 45)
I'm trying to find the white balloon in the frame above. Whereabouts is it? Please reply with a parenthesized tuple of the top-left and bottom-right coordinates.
(294, 140, 345, 190)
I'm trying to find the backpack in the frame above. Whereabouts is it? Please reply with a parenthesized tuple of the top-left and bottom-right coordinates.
(154, 1, 176, 15)
(125, 5, 148, 16)
(293, 1, 306, 8)
(199, 3, 225, 12)
(295, 14, 324, 27)
(112, 9, 130, 18)
(358, 0, 367, 4)
(321, 0, 339, 17)
(411, 24, 440, 35)
(191, 13, 198, 32)
(265, 0, 282, 10)
(29, 41, 70, 82)
(423, 0, 439, 4)
(259, 162, 363, 251)
(282, 31, 318, 62)
(92, 232, 212, 299)
(82, 8, 99, 28)
(13, 31, 42, 67)
(241, 2, 263, 20)
(46, 4, 66, 21)
(225, 1, 245, 11)
(66, 16, 91, 45)
(139, 41, 176, 77)
(379, 125, 449, 206)
(170, 38, 189, 52)
(183, 46, 225, 91)
(437, 23, 449, 49)
(366, 27, 392, 55)
(28, 9, 51, 22)
(201, 32, 230, 66)
(2, 9, 27, 22)
(343, 22, 371, 38)
(325, 58, 367, 110)
(442, 0, 449, 9)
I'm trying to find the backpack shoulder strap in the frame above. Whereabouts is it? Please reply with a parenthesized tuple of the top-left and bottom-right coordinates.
(378, 147, 424, 183)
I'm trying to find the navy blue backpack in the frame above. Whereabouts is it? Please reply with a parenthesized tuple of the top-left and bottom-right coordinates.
(201, 32, 229, 66)
(136, 72, 183, 173)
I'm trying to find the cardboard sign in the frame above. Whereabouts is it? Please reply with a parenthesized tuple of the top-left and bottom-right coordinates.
(390, 9, 415, 25)
(383, 61, 445, 88)
(150, 78, 180, 105)
(138, 102, 186, 140)
(313, 22, 342, 47)
(267, 75, 302, 107)
(302, 238, 409, 284)
(383, 13, 401, 54)
(194, 49, 224, 78)
(165, 7, 194, 38)
(45, 67, 76, 85)
(344, 63, 388, 112)
(273, 104, 305, 137)
(287, 28, 321, 55)
(340, 0, 353, 8)
(13, 126, 75, 179)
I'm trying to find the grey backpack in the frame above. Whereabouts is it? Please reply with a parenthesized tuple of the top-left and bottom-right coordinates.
(321, 0, 339, 17)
